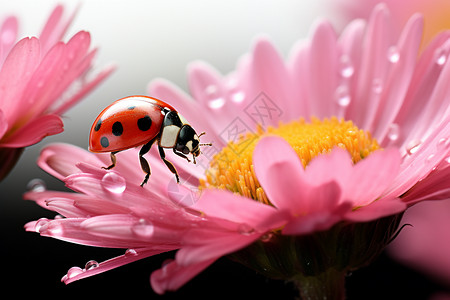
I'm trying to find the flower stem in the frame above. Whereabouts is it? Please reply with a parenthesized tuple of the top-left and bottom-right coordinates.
(293, 268, 346, 300)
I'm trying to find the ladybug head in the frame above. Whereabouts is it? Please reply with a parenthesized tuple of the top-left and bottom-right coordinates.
(176, 125, 211, 157)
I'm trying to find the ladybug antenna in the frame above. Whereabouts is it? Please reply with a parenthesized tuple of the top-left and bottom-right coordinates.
(200, 142, 212, 147)
(198, 132, 206, 138)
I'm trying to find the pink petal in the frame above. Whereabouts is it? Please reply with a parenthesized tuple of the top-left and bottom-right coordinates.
(401, 162, 450, 205)
(0, 37, 40, 123)
(387, 118, 450, 200)
(37, 143, 101, 180)
(63, 247, 173, 285)
(349, 4, 392, 130)
(151, 258, 216, 294)
(392, 31, 450, 148)
(371, 14, 423, 141)
(345, 148, 401, 206)
(253, 136, 310, 212)
(192, 189, 285, 231)
(248, 38, 292, 122)
(0, 16, 18, 65)
(0, 114, 63, 148)
(52, 63, 116, 115)
(345, 197, 406, 222)
(39, 4, 78, 54)
(282, 211, 342, 235)
(176, 230, 258, 266)
(307, 20, 339, 118)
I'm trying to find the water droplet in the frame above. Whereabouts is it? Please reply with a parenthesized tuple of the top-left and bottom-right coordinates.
(434, 47, 447, 66)
(66, 267, 83, 279)
(238, 223, 255, 235)
(445, 156, 450, 164)
(437, 137, 450, 150)
(406, 140, 422, 155)
(27, 178, 46, 192)
(132, 219, 154, 238)
(387, 123, 400, 141)
(260, 232, 274, 242)
(101, 172, 126, 194)
(125, 248, 138, 257)
(372, 78, 383, 94)
(231, 91, 245, 103)
(387, 46, 400, 63)
(205, 84, 225, 109)
(34, 218, 49, 233)
(334, 85, 351, 107)
(426, 154, 435, 163)
(84, 260, 99, 270)
(339, 55, 354, 78)
(207, 97, 225, 109)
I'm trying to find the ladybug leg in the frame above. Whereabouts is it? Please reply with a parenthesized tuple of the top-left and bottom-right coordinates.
(172, 148, 191, 163)
(103, 151, 120, 170)
(139, 138, 157, 187)
(159, 146, 180, 183)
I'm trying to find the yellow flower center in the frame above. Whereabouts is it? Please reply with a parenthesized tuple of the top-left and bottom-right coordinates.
(200, 117, 380, 205)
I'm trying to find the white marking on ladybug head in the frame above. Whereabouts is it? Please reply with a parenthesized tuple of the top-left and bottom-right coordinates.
(185, 140, 193, 152)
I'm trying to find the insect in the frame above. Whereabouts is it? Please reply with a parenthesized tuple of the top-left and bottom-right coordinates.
(89, 95, 212, 186)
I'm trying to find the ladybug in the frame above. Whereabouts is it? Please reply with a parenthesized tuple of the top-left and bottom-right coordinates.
(89, 95, 212, 186)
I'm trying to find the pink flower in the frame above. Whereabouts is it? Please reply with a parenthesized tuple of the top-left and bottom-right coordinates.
(0, 5, 114, 180)
(26, 4, 450, 296)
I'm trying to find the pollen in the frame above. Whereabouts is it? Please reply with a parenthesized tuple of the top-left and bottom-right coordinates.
(200, 117, 380, 205)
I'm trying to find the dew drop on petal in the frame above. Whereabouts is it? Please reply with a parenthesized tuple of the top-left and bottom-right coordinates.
(387, 46, 400, 63)
(132, 219, 154, 238)
(125, 248, 138, 257)
(387, 123, 400, 141)
(260, 232, 274, 242)
(426, 154, 435, 164)
(101, 172, 126, 194)
(406, 140, 422, 155)
(339, 55, 354, 78)
(27, 178, 46, 192)
(231, 91, 245, 103)
(334, 85, 351, 107)
(372, 78, 383, 94)
(238, 223, 255, 235)
(434, 47, 447, 66)
(205, 84, 225, 109)
(445, 156, 450, 164)
(84, 260, 99, 271)
(66, 267, 84, 279)
(437, 137, 450, 150)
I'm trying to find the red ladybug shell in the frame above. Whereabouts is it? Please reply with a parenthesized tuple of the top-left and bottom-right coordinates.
(89, 95, 176, 152)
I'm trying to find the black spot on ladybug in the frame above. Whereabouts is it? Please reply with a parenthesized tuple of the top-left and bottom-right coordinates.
(100, 136, 109, 148)
(137, 115, 152, 131)
(94, 119, 102, 131)
(112, 121, 123, 136)
(127, 106, 136, 110)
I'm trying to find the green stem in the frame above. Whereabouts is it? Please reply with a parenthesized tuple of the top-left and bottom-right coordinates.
(293, 268, 346, 300)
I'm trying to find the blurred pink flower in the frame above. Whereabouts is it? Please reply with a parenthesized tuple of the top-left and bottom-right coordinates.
(0, 5, 114, 180)
(334, 0, 450, 50)
(389, 199, 450, 286)
(26, 4, 450, 296)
